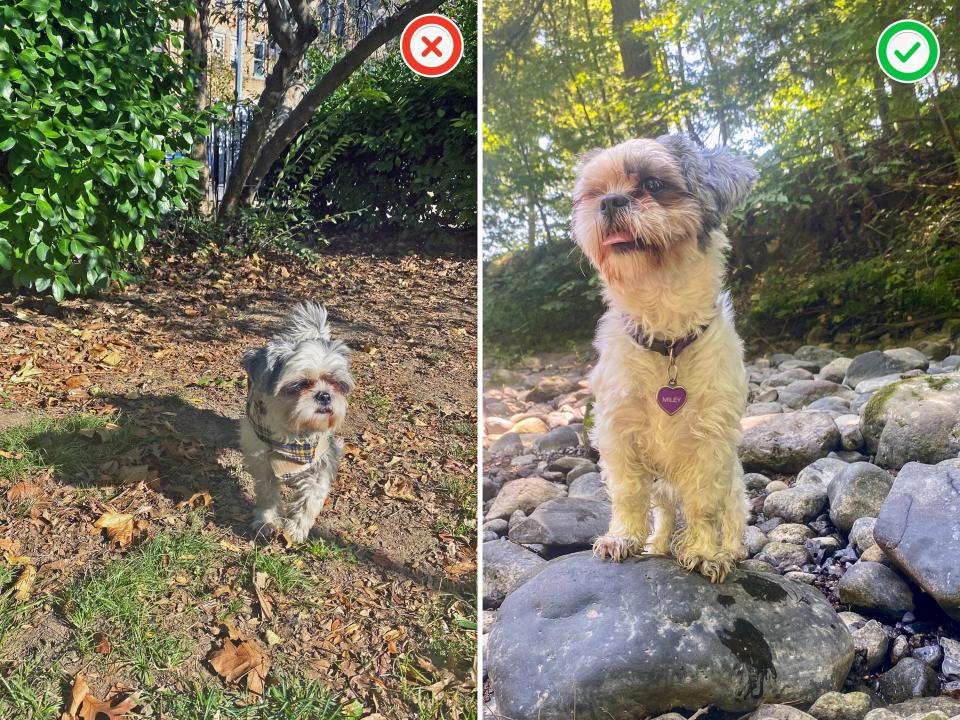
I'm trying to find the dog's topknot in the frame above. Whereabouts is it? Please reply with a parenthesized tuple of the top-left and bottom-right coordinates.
(284, 302, 331, 343)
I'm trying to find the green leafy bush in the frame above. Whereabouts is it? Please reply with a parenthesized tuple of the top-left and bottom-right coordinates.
(0, 0, 205, 300)
(274, 0, 477, 237)
(484, 238, 603, 359)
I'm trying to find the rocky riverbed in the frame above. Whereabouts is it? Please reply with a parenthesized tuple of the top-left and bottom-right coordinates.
(482, 340, 960, 720)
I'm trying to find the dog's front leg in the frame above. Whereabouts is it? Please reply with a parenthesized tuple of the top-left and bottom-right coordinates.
(671, 448, 745, 583)
(593, 431, 654, 562)
(252, 472, 285, 538)
(284, 470, 332, 543)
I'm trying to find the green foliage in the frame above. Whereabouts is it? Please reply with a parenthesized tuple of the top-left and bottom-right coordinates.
(273, 0, 477, 237)
(483, 0, 960, 351)
(0, 0, 206, 299)
(484, 239, 604, 357)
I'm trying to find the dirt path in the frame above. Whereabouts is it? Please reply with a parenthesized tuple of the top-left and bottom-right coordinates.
(0, 234, 477, 719)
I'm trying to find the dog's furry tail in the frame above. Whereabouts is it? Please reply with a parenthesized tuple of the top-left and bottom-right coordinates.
(285, 302, 332, 342)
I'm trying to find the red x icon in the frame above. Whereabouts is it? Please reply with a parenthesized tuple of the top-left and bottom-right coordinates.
(400, 14, 463, 78)
(421, 35, 443, 58)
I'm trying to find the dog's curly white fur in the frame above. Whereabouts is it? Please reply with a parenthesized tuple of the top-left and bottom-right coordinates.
(573, 134, 756, 583)
(240, 302, 354, 543)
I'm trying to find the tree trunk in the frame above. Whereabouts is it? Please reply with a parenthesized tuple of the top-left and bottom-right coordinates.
(526, 190, 536, 249)
(610, 0, 667, 136)
(872, 70, 891, 140)
(184, 0, 211, 202)
(218, 0, 445, 219)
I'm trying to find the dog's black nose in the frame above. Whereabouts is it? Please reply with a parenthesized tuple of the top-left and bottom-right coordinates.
(600, 194, 630, 215)
(315, 391, 332, 406)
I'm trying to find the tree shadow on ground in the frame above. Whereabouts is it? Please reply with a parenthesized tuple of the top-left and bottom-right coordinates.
(23, 393, 471, 598)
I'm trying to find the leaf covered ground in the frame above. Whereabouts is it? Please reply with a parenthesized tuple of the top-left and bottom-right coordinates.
(0, 234, 478, 719)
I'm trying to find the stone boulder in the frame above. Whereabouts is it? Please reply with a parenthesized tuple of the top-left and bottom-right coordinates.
(508, 498, 610, 548)
(488, 553, 855, 719)
(777, 380, 852, 410)
(486, 477, 567, 520)
(844, 350, 927, 388)
(874, 462, 960, 620)
(482, 539, 546, 609)
(526, 376, 579, 403)
(740, 413, 840, 474)
(859, 373, 960, 469)
(827, 462, 893, 534)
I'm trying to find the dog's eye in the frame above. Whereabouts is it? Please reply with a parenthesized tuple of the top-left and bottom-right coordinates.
(642, 177, 664, 193)
(283, 379, 312, 394)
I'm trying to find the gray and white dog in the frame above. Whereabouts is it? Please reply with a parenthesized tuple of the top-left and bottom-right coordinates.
(240, 302, 354, 542)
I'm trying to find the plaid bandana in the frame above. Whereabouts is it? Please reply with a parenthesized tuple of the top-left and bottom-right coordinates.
(245, 396, 328, 479)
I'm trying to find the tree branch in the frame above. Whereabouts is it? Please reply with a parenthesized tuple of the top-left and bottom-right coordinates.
(263, 0, 295, 54)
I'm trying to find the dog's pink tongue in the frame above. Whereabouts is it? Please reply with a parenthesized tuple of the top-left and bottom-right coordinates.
(603, 233, 633, 246)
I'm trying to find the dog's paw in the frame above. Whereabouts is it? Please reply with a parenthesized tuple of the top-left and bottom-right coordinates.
(592, 534, 642, 562)
(676, 549, 736, 583)
(282, 520, 314, 544)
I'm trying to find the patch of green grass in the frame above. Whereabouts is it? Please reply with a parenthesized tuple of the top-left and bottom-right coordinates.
(61, 531, 218, 684)
(0, 565, 43, 651)
(247, 550, 312, 595)
(444, 419, 475, 439)
(0, 657, 61, 720)
(147, 673, 363, 720)
(426, 349, 451, 366)
(439, 475, 475, 515)
(304, 538, 358, 564)
(359, 390, 392, 422)
(0, 413, 135, 485)
(432, 514, 474, 541)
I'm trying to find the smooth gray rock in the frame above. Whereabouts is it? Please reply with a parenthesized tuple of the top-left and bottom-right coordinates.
(756, 541, 811, 567)
(482, 539, 546, 609)
(883, 347, 929, 371)
(490, 432, 524, 456)
(547, 456, 593, 473)
(533, 426, 580, 453)
(875, 462, 960, 620)
(526, 376, 579, 403)
(767, 523, 815, 545)
(808, 691, 872, 720)
(488, 554, 855, 719)
(864, 698, 960, 720)
(827, 462, 893, 534)
(838, 561, 914, 620)
(848, 517, 877, 553)
(745, 473, 772, 492)
(876, 657, 938, 703)
(763, 368, 815, 388)
(508, 498, 610, 547)
(845, 350, 927, 388)
(796, 346, 842, 368)
(820, 358, 853, 384)
(741, 413, 840, 473)
(566, 461, 599, 482)
(836, 414, 864, 451)
(798, 458, 850, 489)
(778, 381, 852, 410)
(851, 619, 890, 671)
(854, 373, 904, 395)
(942, 636, 960, 676)
(806, 397, 852, 415)
(764, 484, 829, 524)
(911, 643, 944, 668)
(745, 526, 769, 556)
(750, 706, 817, 720)
(483, 518, 509, 536)
(741, 559, 779, 574)
(487, 477, 567, 520)
(746, 402, 786, 417)
(860, 373, 960, 469)
(567, 471, 609, 501)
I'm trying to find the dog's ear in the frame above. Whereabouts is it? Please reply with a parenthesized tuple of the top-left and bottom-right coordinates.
(698, 145, 757, 224)
(284, 302, 331, 343)
(656, 134, 756, 231)
(242, 340, 295, 392)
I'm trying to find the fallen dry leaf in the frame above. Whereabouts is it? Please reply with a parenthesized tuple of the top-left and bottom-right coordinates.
(116, 465, 150, 485)
(65, 374, 91, 389)
(177, 491, 212, 509)
(0, 449, 23, 460)
(93, 632, 112, 655)
(383, 477, 416, 502)
(252, 571, 273, 621)
(6, 481, 40, 502)
(64, 674, 139, 720)
(208, 625, 270, 697)
(12, 563, 36, 602)
(93, 510, 135, 547)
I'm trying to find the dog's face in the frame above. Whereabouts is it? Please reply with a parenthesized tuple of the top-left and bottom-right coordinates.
(572, 134, 756, 284)
(243, 305, 353, 437)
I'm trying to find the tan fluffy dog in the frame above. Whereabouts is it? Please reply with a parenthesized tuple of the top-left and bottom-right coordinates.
(573, 134, 757, 582)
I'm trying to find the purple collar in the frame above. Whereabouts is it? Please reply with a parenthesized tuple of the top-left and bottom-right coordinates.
(622, 314, 711, 357)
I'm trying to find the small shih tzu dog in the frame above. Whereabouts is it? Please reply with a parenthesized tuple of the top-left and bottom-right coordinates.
(240, 302, 353, 542)
(573, 134, 757, 582)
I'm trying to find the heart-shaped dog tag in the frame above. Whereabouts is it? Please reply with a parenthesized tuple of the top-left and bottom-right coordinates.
(657, 384, 687, 415)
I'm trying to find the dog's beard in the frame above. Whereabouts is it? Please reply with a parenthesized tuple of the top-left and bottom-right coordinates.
(573, 198, 703, 286)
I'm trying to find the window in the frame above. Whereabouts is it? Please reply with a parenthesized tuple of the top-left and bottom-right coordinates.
(212, 32, 225, 58)
(253, 40, 266, 78)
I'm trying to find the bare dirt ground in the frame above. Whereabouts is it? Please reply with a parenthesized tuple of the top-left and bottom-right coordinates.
(0, 233, 477, 719)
